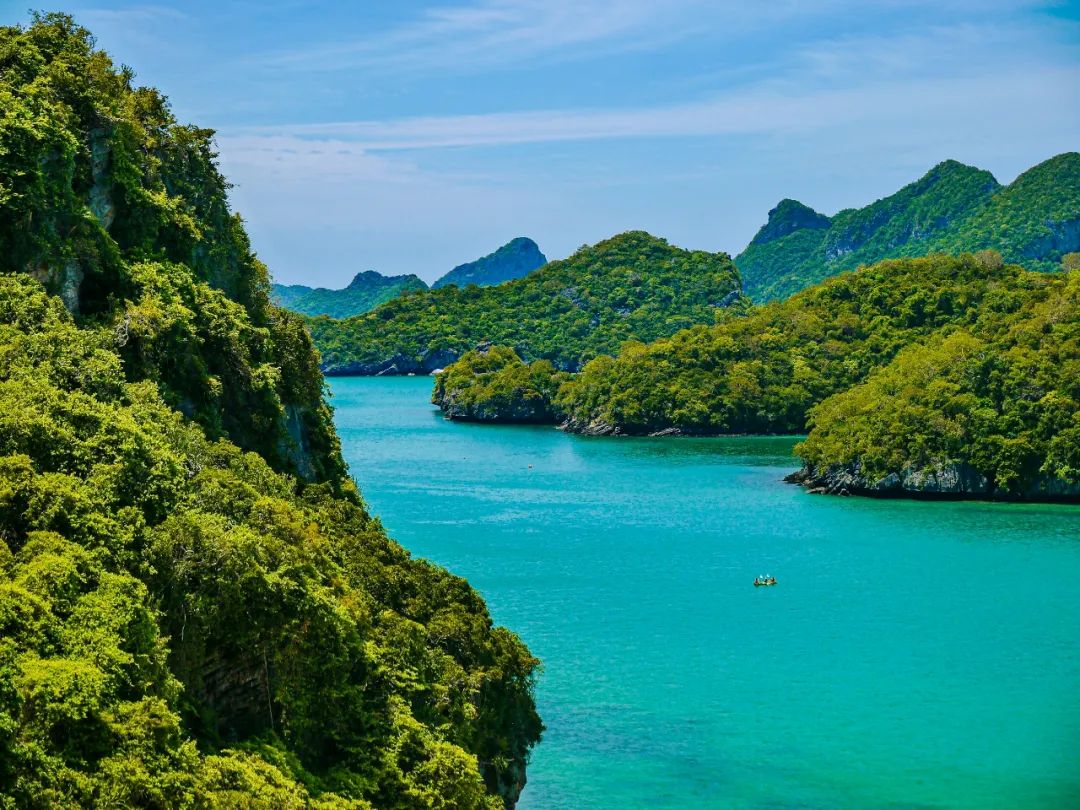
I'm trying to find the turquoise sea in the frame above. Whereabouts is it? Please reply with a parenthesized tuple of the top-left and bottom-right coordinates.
(330, 377, 1080, 809)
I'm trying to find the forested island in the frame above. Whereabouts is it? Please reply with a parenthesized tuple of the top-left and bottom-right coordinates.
(434, 252, 1080, 500)
(308, 233, 745, 375)
(307, 153, 1077, 381)
(431, 237, 547, 289)
(0, 15, 540, 808)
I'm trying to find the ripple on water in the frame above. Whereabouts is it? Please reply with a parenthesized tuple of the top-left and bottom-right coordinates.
(332, 377, 1080, 810)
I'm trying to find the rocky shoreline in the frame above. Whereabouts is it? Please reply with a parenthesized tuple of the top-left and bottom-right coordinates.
(434, 389, 558, 424)
(322, 348, 461, 377)
(786, 461, 1080, 502)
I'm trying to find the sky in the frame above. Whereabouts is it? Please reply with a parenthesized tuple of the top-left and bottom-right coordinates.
(2, 2, 1079, 286)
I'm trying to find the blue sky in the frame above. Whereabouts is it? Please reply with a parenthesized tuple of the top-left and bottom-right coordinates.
(3, 2, 1079, 285)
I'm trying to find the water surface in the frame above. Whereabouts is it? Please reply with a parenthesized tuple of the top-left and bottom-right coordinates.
(331, 377, 1080, 809)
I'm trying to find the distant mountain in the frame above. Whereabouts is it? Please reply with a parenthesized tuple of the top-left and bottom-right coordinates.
(271, 270, 428, 318)
(432, 237, 547, 288)
(737, 153, 1080, 301)
(308, 231, 745, 375)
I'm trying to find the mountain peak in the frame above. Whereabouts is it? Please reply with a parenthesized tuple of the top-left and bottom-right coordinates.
(1006, 151, 1080, 188)
(749, 199, 831, 247)
(346, 270, 385, 289)
(914, 159, 1000, 193)
(433, 237, 547, 289)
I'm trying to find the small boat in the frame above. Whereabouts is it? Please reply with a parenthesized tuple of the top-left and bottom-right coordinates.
(753, 575, 777, 587)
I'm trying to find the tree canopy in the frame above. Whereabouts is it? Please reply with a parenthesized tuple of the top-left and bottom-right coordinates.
(308, 232, 745, 375)
(736, 155, 1080, 301)
(0, 14, 541, 807)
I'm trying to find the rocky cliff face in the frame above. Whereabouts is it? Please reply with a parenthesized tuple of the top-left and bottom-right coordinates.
(323, 347, 461, 376)
(786, 461, 1080, 502)
(749, 199, 831, 246)
(1021, 216, 1080, 259)
(436, 386, 557, 424)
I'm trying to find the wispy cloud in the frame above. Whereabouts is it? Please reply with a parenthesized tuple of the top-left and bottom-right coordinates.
(207, 0, 1078, 283)
(255, 0, 1061, 76)
(258, 0, 707, 73)
(77, 4, 188, 27)
(223, 65, 1080, 153)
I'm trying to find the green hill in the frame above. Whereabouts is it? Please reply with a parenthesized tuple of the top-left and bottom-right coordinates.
(309, 232, 745, 375)
(432, 237, 547, 289)
(272, 270, 428, 318)
(555, 253, 1053, 436)
(736, 154, 1080, 301)
(435, 251, 1080, 499)
(793, 267, 1079, 499)
(0, 14, 540, 808)
(931, 153, 1080, 268)
(432, 346, 568, 423)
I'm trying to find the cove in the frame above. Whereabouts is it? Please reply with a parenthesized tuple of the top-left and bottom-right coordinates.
(330, 376, 1080, 809)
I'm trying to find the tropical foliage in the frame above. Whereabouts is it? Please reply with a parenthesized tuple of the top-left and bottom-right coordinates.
(432, 346, 568, 423)
(308, 232, 745, 374)
(736, 155, 1080, 301)
(272, 272, 428, 319)
(0, 10, 344, 482)
(0, 15, 540, 807)
(556, 253, 1048, 435)
(796, 266, 1080, 497)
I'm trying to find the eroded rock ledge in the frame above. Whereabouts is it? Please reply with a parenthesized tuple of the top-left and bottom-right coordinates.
(786, 461, 1080, 502)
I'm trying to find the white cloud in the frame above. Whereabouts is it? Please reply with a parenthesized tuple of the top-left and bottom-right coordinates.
(257, 0, 1055, 75)
(258, 0, 707, 73)
(216, 135, 419, 182)
(76, 5, 188, 27)
(224, 64, 1080, 153)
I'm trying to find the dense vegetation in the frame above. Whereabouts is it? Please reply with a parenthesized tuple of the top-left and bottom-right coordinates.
(432, 346, 568, 423)
(437, 252, 1079, 498)
(309, 232, 745, 375)
(432, 238, 547, 289)
(555, 253, 1048, 436)
(0, 15, 540, 808)
(736, 155, 1080, 301)
(272, 271, 428, 319)
(795, 265, 1079, 498)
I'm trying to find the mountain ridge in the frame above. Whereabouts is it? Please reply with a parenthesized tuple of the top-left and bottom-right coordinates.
(308, 231, 745, 375)
(432, 237, 547, 289)
(736, 154, 1076, 301)
(272, 270, 428, 318)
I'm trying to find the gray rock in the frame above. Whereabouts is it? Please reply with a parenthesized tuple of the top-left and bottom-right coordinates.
(899, 462, 989, 494)
(789, 458, 1078, 502)
(88, 127, 116, 230)
(1021, 216, 1080, 259)
(278, 403, 316, 481)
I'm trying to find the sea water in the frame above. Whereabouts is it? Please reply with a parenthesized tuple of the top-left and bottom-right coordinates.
(330, 376, 1080, 809)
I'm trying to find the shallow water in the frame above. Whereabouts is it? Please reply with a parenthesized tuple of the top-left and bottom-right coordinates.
(330, 376, 1080, 809)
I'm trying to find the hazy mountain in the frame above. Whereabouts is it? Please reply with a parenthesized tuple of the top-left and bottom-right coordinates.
(432, 237, 547, 288)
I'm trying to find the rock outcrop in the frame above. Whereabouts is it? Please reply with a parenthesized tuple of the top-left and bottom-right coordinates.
(786, 461, 1080, 502)
(437, 388, 557, 424)
(748, 199, 831, 246)
(323, 348, 461, 376)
